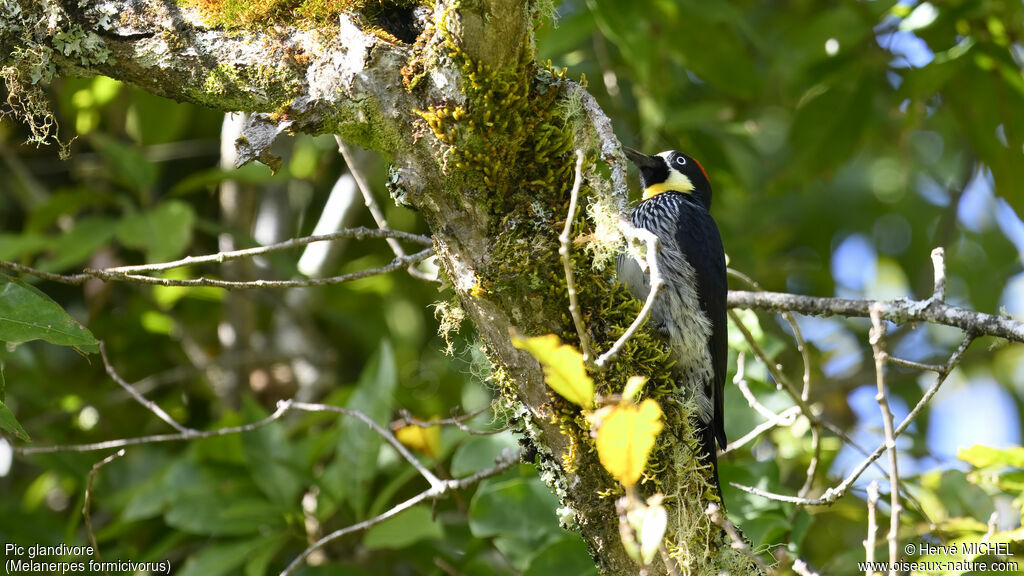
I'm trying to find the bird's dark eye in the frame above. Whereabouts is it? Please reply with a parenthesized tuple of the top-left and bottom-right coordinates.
(674, 155, 687, 167)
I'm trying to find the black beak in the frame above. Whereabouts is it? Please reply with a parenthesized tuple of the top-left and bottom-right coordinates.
(622, 146, 666, 189)
(622, 147, 662, 171)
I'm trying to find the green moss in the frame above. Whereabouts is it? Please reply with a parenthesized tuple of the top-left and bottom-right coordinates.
(185, 61, 301, 112)
(178, 0, 431, 35)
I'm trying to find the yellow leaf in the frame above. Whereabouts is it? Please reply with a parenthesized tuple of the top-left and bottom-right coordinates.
(622, 376, 647, 403)
(596, 399, 664, 486)
(395, 424, 442, 460)
(511, 333, 594, 408)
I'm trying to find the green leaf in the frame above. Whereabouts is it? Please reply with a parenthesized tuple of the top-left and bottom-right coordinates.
(38, 216, 117, 272)
(116, 200, 196, 263)
(511, 333, 594, 408)
(169, 164, 277, 196)
(363, 505, 444, 549)
(0, 276, 98, 351)
(177, 535, 285, 576)
(789, 73, 873, 176)
(240, 400, 305, 506)
(322, 340, 398, 517)
(0, 400, 29, 442)
(958, 444, 1024, 470)
(92, 134, 158, 191)
(0, 233, 50, 261)
(469, 477, 563, 569)
(522, 536, 599, 576)
(164, 494, 287, 536)
(450, 431, 519, 477)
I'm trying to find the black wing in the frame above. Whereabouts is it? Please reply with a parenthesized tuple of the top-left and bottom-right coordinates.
(676, 198, 728, 451)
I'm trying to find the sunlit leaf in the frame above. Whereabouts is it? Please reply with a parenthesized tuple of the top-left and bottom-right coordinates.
(511, 333, 594, 408)
(595, 399, 664, 486)
(622, 376, 647, 403)
(959, 444, 1024, 470)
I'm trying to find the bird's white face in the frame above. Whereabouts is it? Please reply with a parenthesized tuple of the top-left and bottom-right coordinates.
(642, 151, 695, 200)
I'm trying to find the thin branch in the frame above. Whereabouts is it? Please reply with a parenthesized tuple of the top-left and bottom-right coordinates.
(727, 310, 799, 399)
(2, 248, 434, 290)
(289, 401, 442, 490)
(799, 424, 822, 499)
(864, 481, 880, 576)
(109, 227, 432, 275)
(721, 406, 800, 455)
(279, 451, 520, 576)
(336, 139, 437, 282)
(560, 149, 594, 364)
(733, 334, 974, 506)
(792, 559, 820, 576)
(14, 400, 295, 455)
(705, 503, 771, 573)
(594, 221, 663, 369)
(394, 406, 507, 436)
(99, 341, 192, 434)
(930, 247, 946, 302)
(885, 356, 945, 372)
(83, 449, 126, 575)
(733, 353, 776, 420)
(728, 268, 812, 400)
(727, 290, 1023, 344)
(869, 303, 901, 576)
(336, 139, 407, 257)
(729, 483, 821, 505)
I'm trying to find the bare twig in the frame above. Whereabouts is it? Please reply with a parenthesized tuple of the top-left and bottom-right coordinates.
(792, 559, 820, 576)
(83, 449, 126, 574)
(336, 139, 436, 282)
(394, 406, 507, 436)
(111, 227, 432, 275)
(705, 503, 771, 573)
(727, 268, 811, 400)
(594, 221, 663, 369)
(279, 450, 520, 576)
(727, 290, 1023, 343)
(930, 247, 946, 302)
(885, 356, 945, 372)
(869, 304, 902, 576)
(799, 424, 822, 499)
(336, 140, 406, 255)
(733, 353, 777, 420)
(289, 401, 442, 490)
(721, 406, 800, 455)
(864, 481, 880, 576)
(99, 341, 192, 434)
(560, 150, 594, 364)
(14, 401, 295, 455)
(1, 248, 434, 290)
(733, 334, 974, 506)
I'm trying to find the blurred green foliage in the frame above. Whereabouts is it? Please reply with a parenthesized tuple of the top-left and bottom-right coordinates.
(1, 0, 1023, 574)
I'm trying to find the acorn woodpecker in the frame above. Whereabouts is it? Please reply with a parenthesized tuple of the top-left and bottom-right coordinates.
(616, 147, 728, 496)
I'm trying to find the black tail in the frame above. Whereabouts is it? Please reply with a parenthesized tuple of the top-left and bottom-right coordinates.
(699, 422, 724, 508)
